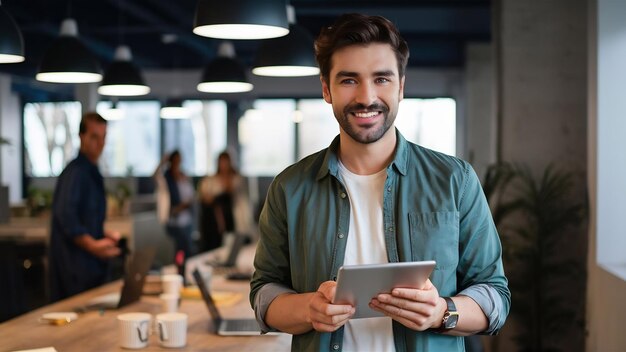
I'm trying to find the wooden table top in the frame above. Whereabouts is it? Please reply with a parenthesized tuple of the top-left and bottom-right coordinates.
(0, 275, 291, 351)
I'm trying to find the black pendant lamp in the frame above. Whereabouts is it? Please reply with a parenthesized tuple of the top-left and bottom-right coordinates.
(36, 19, 102, 83)
(0, 2, 24, 63)
(98, 45, 150, 96)
(197, 42, 253, 93)
(193, 0, 289, 40)
(160, 98, 189, 119)
(252, 5, 319, 77)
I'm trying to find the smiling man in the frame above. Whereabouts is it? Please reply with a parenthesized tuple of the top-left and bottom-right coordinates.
(250, 13, 510, 352)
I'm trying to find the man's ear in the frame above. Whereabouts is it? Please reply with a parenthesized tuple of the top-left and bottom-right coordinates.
(399, 75, 406, 102)
(321, 76, 332, 104)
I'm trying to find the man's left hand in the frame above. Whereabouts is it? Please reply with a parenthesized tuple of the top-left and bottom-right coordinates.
(369, 279, 446, 331)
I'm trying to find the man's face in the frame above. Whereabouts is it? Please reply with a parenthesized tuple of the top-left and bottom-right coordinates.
(322, 43, 405, 144)
(79, 120, 107, 163)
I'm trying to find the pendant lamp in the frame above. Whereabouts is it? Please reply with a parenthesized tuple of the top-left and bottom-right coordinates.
(197, 42, 253, 93)
(0, 3, 24, 63)
(193, 0, 289, 40)
(160, 98, 189, 119)
(100, 101, 125, 121)
(252, 5, 319, 77)
(98, 45, 150, 96)
(36, 19, 102, 83)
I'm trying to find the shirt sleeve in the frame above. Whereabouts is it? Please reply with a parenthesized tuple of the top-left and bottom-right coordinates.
(249, 177, 294, 332)
(253, 283, 297, 333)
(458, 283, 505, 335)
(456, 161, 511, 334)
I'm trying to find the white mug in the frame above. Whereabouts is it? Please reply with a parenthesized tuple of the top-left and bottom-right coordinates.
(156, 312, 187, 348)
(117, 312, 151, 349)
(161, 274, 183, 295)
(160, 293, 179, 313)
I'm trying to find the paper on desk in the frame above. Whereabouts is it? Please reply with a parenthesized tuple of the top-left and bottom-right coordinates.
(181, 286, 242, 306)
(12, 348, 58, 352)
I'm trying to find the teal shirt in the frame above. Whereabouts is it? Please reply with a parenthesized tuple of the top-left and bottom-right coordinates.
(251, 130, 510, 352)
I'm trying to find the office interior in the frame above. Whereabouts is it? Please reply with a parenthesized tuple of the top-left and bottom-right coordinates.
(0, 0, 623, 351)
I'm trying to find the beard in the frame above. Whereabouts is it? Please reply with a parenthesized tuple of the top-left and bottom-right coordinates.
(334, 101, 396, 144)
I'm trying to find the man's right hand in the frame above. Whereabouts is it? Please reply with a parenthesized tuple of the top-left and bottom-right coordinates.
(307, 281, 355, 332)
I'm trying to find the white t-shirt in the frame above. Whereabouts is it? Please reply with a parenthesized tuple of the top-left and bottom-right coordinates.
(338, 161, 395, 352)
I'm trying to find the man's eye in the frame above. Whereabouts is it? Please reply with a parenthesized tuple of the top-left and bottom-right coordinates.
(376, 77, 390, 84)
(341, 79, 356, 84)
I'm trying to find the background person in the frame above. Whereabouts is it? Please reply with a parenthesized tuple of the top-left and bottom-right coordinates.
(250, 13, 510, 352)
(153, 151, 195, 263)
(49, 112, 121, 302)
(198, 151, 253, 251)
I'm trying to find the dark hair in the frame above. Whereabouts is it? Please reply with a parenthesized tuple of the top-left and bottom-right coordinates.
(79, 112, 107, 134)
(216, 151, 237, 175)
(168, 150, 181, 164)
(314, 13, 409, 84)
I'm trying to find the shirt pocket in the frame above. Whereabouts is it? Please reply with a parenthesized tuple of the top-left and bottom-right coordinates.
(408, 211, 460, 290)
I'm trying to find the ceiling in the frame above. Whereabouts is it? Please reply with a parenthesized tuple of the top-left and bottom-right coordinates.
(0, 0, 490, 99)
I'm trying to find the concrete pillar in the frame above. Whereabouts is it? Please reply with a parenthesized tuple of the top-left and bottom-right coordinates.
(495, 0, 588, 351)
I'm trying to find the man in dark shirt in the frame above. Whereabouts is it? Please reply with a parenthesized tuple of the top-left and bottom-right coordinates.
(49, 112, 121, 302)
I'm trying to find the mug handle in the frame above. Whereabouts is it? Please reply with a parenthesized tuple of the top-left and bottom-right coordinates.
(158, 321, 168, 341)
(137, 321, 149, 343)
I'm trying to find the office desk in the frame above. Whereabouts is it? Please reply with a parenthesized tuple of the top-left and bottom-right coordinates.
(0, 274, 291, 351)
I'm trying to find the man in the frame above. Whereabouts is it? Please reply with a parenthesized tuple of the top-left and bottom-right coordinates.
(49, 112, 121, 301)
(250, 13, 510, 352)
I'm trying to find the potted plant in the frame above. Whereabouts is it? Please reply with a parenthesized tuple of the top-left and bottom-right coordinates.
(483, 162, 587, 352)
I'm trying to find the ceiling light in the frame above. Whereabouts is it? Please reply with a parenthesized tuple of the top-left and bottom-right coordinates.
(193, 0, 289, 40)
(100, 101, 125, 121)
(36, 18, 102, 83)
(197, 42, 253, 93)
(160, 99, 189, 119)
(0, 4, 24, 63)
(98, 45, 150, 96)
(252, 5, 319, 77)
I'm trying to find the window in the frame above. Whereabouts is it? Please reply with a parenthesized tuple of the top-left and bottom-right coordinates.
(24, 102, 81, 177)
(239, 100, 296, 176)
(162, 100, 227, 176)
(396, 98, 456, 156)
(97, 101, 160, 176)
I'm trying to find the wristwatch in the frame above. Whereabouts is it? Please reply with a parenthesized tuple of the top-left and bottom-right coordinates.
(438, 297, 459, 330)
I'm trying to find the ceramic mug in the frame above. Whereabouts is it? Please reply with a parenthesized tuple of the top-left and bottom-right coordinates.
(117, 312, 151, 349)
(156, 312, 187, 348)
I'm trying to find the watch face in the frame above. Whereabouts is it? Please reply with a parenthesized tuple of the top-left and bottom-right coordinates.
(445, 312, 459, 329)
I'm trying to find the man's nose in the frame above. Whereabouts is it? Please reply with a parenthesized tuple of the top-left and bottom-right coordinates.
(354, 82, 377, 107)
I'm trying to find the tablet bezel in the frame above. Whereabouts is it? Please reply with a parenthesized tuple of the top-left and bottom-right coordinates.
(333, 260, 436, 319)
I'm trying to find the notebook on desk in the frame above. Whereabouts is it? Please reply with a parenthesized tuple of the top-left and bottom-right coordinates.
(192, 268, 265, 336)
(81, 246, 156, 310)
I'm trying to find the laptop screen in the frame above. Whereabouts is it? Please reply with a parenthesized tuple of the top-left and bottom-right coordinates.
(193, 269, 222, 328)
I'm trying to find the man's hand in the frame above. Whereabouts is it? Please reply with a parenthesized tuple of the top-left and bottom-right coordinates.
(74, 234, 121, 260)
(307, 281, 355, 332)
(369, 279, 446, 331)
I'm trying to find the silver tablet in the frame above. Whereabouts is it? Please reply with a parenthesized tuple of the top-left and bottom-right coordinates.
(333, 261, 436, 319)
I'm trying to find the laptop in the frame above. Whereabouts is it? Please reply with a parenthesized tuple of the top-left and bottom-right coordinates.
(206, 233, 247, 268)
(192, 268, 266, 336)
(81, 246, 156, 310)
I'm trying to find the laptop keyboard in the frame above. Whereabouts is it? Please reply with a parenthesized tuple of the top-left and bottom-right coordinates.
(222, 319, 260, 332)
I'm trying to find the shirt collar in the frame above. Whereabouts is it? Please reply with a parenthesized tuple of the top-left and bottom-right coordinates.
(316, 128, 409, 181)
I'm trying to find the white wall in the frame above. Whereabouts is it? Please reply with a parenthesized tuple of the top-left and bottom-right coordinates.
(586, 0, 626, 351)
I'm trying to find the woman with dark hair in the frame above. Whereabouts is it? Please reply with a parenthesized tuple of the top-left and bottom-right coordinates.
(198, 151, 252, 252)
(154, 150, 195, 262)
